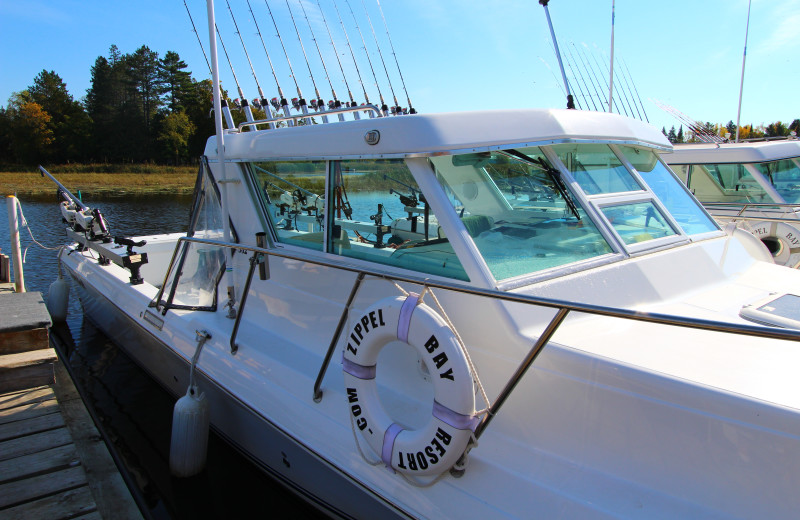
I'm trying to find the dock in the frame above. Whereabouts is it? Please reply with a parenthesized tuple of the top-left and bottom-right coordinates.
(0, 287, 142, 520)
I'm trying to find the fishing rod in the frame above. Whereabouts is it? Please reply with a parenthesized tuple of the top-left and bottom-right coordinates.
(375, 0, 415, 114)
(285, 0, 328, 123)
(613, 54, 644, 122)
(317, 0, 360, 119)
(247, 0, 286, 126)
(607, 0, 615, 113)
(361, 0, 401, 114)
(577, 42, 625, 117)
(589, 43, 635, 119)
(226, 0, 271, 126)
(621, 58, 649, 123)
(264, 0, 308, 125)
(591, 43, 635, 119)
(297, 0, 343, 121)
(345, 0, 388, 115)
(216, 23, 255, 123)
(652, 100, 721, 143)
(562, 43, 594, 110)
(333, 0, 373, 115)
(538, 0, 574, 109)
(183, 0, 212, 76)
(538, 56, 567, 97)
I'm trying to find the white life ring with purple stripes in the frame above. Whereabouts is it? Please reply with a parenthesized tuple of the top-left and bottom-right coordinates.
(749, 221, 800, 268)
(342, 293, 478, 477)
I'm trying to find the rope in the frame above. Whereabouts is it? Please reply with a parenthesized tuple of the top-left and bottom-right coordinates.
(15, 199, 62, 252)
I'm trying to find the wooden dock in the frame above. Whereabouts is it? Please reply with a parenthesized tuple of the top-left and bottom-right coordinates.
(0, 289, 142, 520)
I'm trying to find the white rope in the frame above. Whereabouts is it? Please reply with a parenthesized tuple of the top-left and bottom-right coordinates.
(15, 199, 62, 252)
(423, 287, 491, 414)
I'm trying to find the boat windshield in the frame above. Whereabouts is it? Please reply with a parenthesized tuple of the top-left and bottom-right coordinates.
(681, 162, 777, 204)
(429, 148, 614, 281)
(754, 158, 800, 203)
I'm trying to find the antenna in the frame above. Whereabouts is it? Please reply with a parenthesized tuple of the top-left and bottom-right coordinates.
(226, 0, 271, 126)
(285, 0, 326, 123)
(375, 0, 415, 114)
(317, 0, 359, 118)
(247, 0, 285, 127)
(297, 0, 342, 120)
(216, 24, 255, 122)
(345, 0, 387, 114)
(361, 0, 400, 114)
(183, 0, 212, 76)
(607, 0, 615, 113)
(264, 0, 307, 124)
(538, 0, 574, 109)
(564, 43, 598, 111)
(735, 0, 752, 142)
(334, 0, 373, 113)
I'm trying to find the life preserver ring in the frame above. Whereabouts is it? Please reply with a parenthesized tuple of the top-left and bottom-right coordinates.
(342, 294, 478, 478)
(748, 221, 800, 268)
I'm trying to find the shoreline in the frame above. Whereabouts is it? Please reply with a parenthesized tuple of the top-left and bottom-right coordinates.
(1, 169, 197, 197)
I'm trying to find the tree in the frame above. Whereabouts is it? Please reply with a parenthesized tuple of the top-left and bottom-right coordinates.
(5, 92, 54, 164)
(765, 121, 788, 137)
(158, 111, 196, 164)
(676, 125, 684, 143)
(667, 125, 677, 143)
(159, 51, 194, 113)
(28, 70, 91, 162)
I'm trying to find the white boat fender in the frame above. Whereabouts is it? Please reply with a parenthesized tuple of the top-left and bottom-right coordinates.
(342, 294, 478, 479)
(748, 221, 800, 268)
(47, 248, 69, 322)
(169, 330, 211, 478)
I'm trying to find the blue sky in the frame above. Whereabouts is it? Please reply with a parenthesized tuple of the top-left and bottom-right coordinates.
(1, 0, 797, 136)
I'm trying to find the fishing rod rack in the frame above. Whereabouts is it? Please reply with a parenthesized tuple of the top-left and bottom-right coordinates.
(66, 229, 149, 286)
(154, 235, 800, 443)
(237, 103, 384, 131)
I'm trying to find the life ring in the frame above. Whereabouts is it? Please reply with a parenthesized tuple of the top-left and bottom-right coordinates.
(748, 221, 800, 268)
(342, 294, 478, 477)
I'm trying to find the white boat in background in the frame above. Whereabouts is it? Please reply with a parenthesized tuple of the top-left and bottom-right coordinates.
(664, 138, 800, 267)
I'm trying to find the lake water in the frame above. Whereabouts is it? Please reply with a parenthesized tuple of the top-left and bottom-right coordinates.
(0, 194, 323, 520)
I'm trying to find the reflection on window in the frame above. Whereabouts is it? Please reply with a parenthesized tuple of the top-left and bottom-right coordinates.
(617, 146, 718, 236)
(252, 161, 326, 251)
(600, 201, 677, 245)
(755, 159, 800, 203)
(688, 163, 772, 203)
(430, 148, 613, 281)
(328, 159, 468, 281)
(552, 143, 643, 195)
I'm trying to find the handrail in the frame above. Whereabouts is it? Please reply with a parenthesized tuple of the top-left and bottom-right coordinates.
(703, 202, 800, 223)
(237, 104, 383, 132)
(160, 235, 800, 441)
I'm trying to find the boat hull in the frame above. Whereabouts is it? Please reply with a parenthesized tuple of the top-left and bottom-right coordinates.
(64, 263, 409, 520)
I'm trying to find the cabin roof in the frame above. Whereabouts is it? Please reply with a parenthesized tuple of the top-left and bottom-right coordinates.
(205, 108, 671, 161)
(665, 140, 800, 165)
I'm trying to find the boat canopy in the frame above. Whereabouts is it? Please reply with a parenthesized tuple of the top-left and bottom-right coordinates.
(667, 140, 800, 165)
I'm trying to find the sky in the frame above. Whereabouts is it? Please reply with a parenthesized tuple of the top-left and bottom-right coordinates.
(1, 0, 797, 137)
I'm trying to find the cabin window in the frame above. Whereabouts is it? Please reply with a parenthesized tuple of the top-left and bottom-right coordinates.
(327, 159, 468, 281)
(754, 159, 800, 203)
(598, 201, 678, 244)
(687, 163, 772, 203)
(616, 146, 718, 236)
(429, 149, 613, 281)
(551, 143, 643, 195)
(252, 160, 326, 251)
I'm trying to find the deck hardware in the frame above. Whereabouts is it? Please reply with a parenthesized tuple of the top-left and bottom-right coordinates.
(313, 271, 366, 402)
(229, 250, 264, 354)
(474, 308, 570, 439)
(364, 130, 380, 145)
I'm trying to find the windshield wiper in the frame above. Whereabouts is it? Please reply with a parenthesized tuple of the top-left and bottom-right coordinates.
(502, 149, 581, 220)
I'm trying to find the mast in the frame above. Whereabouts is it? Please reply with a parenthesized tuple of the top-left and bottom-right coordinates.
(206, 0, 237, 317)
(607, 0, 615, 113)
(539, 0, 574, 109)
(735, 0, 752, 142)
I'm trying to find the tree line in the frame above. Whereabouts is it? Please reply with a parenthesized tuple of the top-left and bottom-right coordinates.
(662, 119, 800, 144)
(0, 45, 265, 167)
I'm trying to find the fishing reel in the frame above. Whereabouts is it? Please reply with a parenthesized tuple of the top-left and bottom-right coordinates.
(292, 98, 300, 110)
(310, 99, 320, 110)
(270, 98, 281, 110)
(61, 202, 111, 242)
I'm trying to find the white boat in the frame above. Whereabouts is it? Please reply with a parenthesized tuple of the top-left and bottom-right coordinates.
(664, 138, 800, 267)
(52, 104, 800, 518)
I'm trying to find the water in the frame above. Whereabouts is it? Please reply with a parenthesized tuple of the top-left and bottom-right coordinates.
(1, 194, 323, 520)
